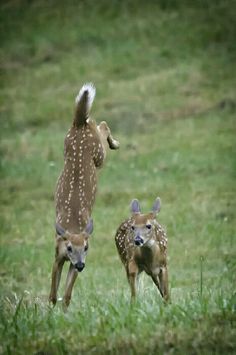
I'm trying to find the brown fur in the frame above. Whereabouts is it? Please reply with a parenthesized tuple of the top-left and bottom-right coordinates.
(115, 199, 169, 302)
(49, 84, 119, 309)
(55, 120, 106, 233)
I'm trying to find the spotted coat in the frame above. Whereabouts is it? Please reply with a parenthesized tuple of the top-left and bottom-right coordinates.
(55, 83, 119, 234)
(55, 121, 104, 233)
(49, 83, 119, 309)
(115, 202, 169, 302)
(115, 216, 168, 270)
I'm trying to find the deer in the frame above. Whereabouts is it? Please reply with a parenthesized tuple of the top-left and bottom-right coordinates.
(49, 83, 119, 309)
(115, 197, 169, 302)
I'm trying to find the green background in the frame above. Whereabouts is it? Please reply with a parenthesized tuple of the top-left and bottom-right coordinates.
(0, 1, 235, 353)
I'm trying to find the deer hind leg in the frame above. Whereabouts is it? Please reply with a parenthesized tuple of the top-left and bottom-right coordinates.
(63, 263, 78, 310)
(49, 258, 65, 305)
(97, 121, 119, 150)
(151, 267, 169, 302)
(126, 260, 139, 302)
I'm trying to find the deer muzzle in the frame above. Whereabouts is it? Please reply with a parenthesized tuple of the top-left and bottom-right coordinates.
(75, 261, 85, 272)
(134, 235, 144, 246)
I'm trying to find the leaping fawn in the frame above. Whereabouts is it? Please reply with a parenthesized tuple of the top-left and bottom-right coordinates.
(115, 197, 169, 302)
(49, 83, 119, 308)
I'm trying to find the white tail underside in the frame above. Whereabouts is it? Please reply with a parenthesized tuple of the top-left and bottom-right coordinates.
(75, 82, 96, 111)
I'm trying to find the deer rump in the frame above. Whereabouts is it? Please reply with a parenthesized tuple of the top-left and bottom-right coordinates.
(55, 82, 119, 234)
(49, 83, 119, 309)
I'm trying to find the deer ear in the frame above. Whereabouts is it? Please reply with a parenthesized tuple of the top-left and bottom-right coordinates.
(130, 199, 141, 214)
(152, 197, 161, 215)
(85, 218, 93, 235)
(55, 223, 68, 240)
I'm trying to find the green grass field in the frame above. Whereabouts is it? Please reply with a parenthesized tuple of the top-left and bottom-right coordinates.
(0, 1, 236, 354)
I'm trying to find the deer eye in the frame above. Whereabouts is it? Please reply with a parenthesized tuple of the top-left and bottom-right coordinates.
(131, 225, 135, 231)
(84, 245, 88, 252)
(67, 245, 72, 253)
(146, 224, 152, 230)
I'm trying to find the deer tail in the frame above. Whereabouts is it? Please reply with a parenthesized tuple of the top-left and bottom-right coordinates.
(73, 83, 96, 127)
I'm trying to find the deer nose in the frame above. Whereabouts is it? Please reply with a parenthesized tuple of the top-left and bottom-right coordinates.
(134, 236, 144, 246)
(75, 262, 85, 272)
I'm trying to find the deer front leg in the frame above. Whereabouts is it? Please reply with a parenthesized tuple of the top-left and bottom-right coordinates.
(127, 260, 139, 302)
(159, 266, 170, 302)
(97, 121, 119, 151)
(63, 263, 78, 310)
(151, 266, 169, 302)
(49, 258, 65, 305)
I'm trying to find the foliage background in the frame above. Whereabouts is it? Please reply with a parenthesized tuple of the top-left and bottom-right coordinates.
(0, 0, 236, 354)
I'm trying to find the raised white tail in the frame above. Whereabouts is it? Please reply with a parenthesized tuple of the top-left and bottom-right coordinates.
(49, 83, 119, 309)
(74, 82, 96, 127)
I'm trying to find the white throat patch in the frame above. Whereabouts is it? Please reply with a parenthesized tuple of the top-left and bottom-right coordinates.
(146, 239, 155, 247)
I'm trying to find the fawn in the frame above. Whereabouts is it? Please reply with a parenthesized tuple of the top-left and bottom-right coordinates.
(49, 83, 119, 308)
(115, 197, 169, 302)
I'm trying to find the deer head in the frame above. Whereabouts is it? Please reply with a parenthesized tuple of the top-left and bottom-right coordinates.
(55, 219, 93, 272)
(130, 197, 161, 247)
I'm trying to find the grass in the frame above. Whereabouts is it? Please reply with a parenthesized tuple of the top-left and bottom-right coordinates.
(0, 0, 236, 354)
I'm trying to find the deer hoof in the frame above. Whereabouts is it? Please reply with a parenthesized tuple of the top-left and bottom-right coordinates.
(49, 296, 57, 306)
(62, 299, 70, 312)
(108, 136, 120, 150)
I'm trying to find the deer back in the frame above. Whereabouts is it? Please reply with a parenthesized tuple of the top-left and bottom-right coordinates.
(56, 122, 105, 233)
(55, 84, 107, 233)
